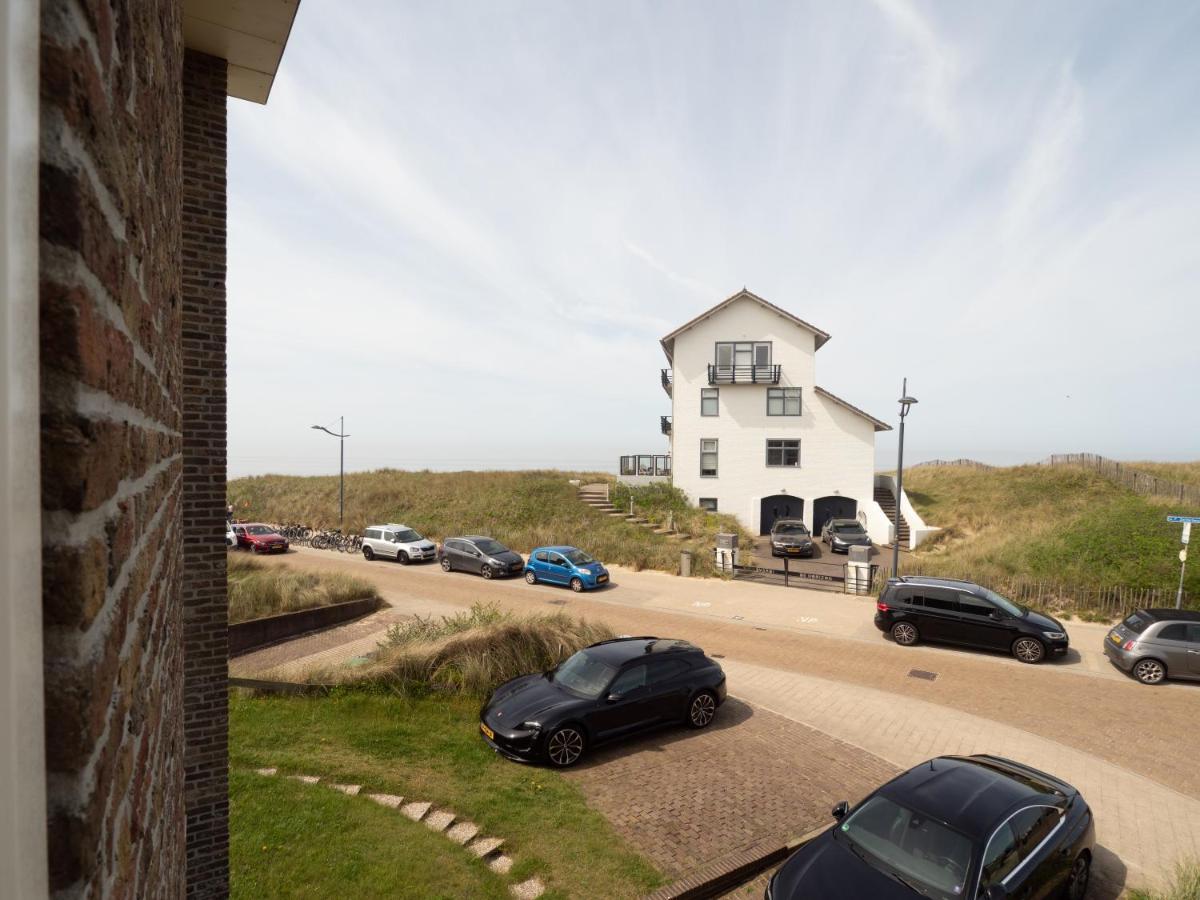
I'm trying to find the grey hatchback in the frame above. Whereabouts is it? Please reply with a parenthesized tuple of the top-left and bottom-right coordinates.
(440, 535, 525, 579)
(1104, 608, 1200, 685)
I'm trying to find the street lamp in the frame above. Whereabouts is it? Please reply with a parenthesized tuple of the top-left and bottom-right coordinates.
(892, 380, 918, 576)
(311, 417, 349, 528)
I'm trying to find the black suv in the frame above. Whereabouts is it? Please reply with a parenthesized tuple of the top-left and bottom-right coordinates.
(479, 636, 727, 767)
(874, 576, 1069, 664)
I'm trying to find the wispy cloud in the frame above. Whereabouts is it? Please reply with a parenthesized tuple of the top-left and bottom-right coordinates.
(870, 0, 963, 140)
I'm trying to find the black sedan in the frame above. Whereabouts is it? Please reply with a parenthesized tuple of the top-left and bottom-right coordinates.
(479, 636, 726, 767)
(822, 519, 872, 553)
(767, 755, 1094, 900)
(439, 535, 525, 579)
(770, 519, 814, 558)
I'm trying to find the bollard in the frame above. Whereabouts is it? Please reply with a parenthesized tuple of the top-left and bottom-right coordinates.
(680, 550, 693, 577)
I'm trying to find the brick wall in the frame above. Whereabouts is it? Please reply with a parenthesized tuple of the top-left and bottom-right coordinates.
(181, 49, 230, 899)
(38, 0, 186, 895)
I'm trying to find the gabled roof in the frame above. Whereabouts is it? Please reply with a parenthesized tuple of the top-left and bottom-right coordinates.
(814, 386, 892, 432)
(660, 289, 831, 361)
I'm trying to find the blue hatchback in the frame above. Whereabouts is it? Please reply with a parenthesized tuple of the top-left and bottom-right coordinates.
(524, 546, 609, 591)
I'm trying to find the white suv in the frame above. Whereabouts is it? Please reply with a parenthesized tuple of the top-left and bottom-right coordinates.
(362, 524, 437, 564)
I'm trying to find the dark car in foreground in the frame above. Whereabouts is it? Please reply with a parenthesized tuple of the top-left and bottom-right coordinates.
(479, 636, 726, 767)
(439, 535, 524, 579)
(770, 519, 814, 558)
(1103, 608, 1200, 684)
(822, 518, 872, 553)
(767, 754, 1094, 900)
(232, 523, 289, 554)
(875, 576, 1069, 664)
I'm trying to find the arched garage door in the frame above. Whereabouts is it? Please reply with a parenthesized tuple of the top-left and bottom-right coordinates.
(760, 495, 804, 535)
(813, 496, 857, 536)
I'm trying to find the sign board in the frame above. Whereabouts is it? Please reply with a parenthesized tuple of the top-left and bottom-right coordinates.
(1167, 516, 1200, 523)
(1184, 523, 1192, 546)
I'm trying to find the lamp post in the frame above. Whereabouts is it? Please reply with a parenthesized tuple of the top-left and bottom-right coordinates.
(892, 380, 918, 576)
(311, 417, 349, 528)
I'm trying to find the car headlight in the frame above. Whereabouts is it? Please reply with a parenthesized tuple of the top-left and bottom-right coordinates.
(518, 721, 541, 733)
(1043, 631, 1066, 640)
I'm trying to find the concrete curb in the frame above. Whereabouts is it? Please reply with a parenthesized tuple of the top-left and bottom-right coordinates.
(642, 828, 824, 900)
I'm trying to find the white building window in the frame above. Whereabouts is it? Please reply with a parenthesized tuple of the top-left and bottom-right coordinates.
(767, 387, 801, 416)
(699, 498, 718, 511)
(700, 388, 719, 416)
(700, 439, 718, 477)
(766, 439, 801, 467)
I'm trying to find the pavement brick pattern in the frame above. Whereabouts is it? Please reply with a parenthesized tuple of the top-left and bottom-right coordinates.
(563, 700, 897, 879)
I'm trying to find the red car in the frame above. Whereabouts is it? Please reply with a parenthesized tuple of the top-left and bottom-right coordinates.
(232, 523, 289, 554)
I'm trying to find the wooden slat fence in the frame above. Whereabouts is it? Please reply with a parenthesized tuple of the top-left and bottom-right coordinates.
(1042, 453, 1200, 506)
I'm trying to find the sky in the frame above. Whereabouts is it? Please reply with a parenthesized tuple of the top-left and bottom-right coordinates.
(227, 0, 1200, 478)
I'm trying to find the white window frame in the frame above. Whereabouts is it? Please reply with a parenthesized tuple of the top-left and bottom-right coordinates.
(700, 388, 719, 417)
(1, 2, 49, 892)
(700, 439, 718, 477)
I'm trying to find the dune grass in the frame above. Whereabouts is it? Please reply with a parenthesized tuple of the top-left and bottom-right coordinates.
(1127, 461, 1200, 488)
(900, 465, 1200, 606)
(228, 469, 752, 577)
(1127, 861, 1200, 900)
(230, 690, 665, 899)
(228, 554, 379, 624)
(311, 603, 613, 696)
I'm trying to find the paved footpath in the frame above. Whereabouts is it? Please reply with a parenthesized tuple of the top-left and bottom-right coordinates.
(723, 658, 1200, 890)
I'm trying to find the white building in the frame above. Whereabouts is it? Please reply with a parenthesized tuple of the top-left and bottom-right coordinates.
(624, 289, 915, 543)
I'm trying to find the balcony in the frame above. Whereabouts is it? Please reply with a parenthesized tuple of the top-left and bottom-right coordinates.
(660, 415, 672, 435)
(661, 368, 672, 397)
(707, 364, 781, 385)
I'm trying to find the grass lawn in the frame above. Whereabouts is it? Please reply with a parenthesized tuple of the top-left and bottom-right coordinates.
(228, 469, 752, 577)
(901, 464, 1200, 605)
(231, 769, 511, 899)
(230, 689, 665, 899)
(228, 553, 378, 624)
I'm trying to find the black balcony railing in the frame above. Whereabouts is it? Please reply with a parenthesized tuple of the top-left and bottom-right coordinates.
(661, 368, 672, 396)
(660, 415, 672, 435)
(707, 364, 782, 385)
(619, 455, 672, 478)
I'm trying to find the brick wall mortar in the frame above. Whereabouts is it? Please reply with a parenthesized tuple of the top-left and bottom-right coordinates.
(180, 49, 230, 900)
(39, 1, 187, 896)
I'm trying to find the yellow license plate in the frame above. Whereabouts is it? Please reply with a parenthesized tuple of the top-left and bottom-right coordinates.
(1111, 634, 1121, 644)
(480, 723, 494, 740)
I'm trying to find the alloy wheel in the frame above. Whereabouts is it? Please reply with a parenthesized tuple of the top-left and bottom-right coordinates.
(546, 728, 584, 767)
(1013, 637, 1044, 664)
(570, 577, 584, 593)
(892, 622, 918, 646)
(440, 557, 451, 572)
(1134, 658, 1166, 684)
(1067, 856, 1090, 900)
(482, 565, 494, 579)
(525, 570, 537, 585)
(397, 551, 409, 565)
(689, 692, 716, 728)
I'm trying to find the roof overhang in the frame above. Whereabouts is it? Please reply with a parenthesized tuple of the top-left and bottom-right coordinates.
(183, 0, 300, 104)
(660, 289, 831, 362)
(814, 386, 892, 432)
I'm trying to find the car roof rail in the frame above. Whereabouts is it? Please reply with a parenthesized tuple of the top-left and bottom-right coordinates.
(588, 635, 658, 648)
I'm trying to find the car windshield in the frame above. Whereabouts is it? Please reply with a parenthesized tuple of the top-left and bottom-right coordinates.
(474, 539, 507, 556)
(774, 524, 810, 536)
(246, 525, 274, 536)
(835, 795, 973, 899)
(978, 586, 1024, 617)
(393, 529, 421, 542)
(565, 549, 595, 565)
(551, 649, 617, 699)
(833, 523, 864, 534)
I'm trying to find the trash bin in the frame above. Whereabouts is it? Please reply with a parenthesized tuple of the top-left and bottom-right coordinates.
(680, 550, 693, 577)
(846, 546, 872, 595)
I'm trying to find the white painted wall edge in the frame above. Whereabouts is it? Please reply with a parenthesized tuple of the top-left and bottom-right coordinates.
(874, 473, 940, 550)
(0, 0, 49, 894)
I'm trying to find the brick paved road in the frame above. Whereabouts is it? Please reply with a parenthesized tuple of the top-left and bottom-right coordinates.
(563, 700, 898, 879)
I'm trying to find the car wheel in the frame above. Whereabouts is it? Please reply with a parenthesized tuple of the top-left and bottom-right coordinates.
(481, 564, 494, 580)
(524, 570, 537, 585)
(545, 725, 586, 768)
(440, 557, 452, 572)
(397, 550, 409, 565)
(570, 577, 584, 593)
(363, 546, 374, 561)
(1065, 853, 1090, 900)
(1133, 657, 1167, 685)
(1012, 636, 1045, 664)
(688, 691, 717, 729)
(891, 621, 919, 646)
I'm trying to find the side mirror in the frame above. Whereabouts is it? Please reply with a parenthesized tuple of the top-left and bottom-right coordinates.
(989, 610, 1005, 621)
(983, 885, 1008, 900)
(605, 692, 622, 703)
(831, 801, 849, 821)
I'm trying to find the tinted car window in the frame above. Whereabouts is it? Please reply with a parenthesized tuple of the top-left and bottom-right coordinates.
(1157, 624, 1188, 641)
(534, 551, 549, 562)
(1123, 613, 1149, 634)
(981, 821, 1019, 885)
(1188, 624, 1200, 644)
(549, 553, 568, 567)
(648, 659, 690, 684)
(957, 595, 995, 618)
(922, 592, 957, 612)
(552, 650, 617, 699)
(475, 539, 506, 555)
(610, 664, 647, 695)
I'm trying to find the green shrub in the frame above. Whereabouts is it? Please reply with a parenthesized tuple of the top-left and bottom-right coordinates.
(1127, 860, 1200, 900)
(228, 554, 378, 624)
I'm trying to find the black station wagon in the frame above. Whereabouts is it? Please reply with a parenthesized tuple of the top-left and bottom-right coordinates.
(479, 636, 727, 767)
